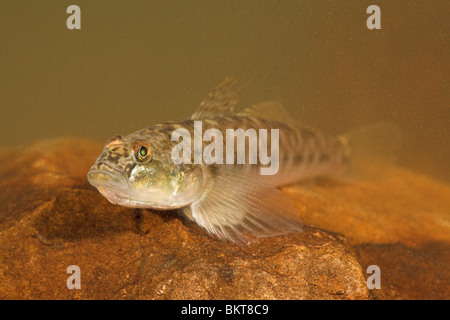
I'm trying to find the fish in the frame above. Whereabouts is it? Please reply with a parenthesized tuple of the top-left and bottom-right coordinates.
(87, 78, 399, 244)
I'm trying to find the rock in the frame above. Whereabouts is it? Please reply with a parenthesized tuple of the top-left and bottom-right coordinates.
(354, 242, 450, 300)
(0, 138, 449, 299)
(283, 169, 450, 247)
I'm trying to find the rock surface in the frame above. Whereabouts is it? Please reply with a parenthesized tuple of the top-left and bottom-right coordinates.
(0, 138, 449, 299)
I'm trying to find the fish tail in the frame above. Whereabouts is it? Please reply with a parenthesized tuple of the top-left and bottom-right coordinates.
(340, 122, 402, 181)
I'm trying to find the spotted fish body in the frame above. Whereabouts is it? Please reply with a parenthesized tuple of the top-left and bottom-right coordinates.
(88, 79, 354, 244)
(129, 115, 350, 185)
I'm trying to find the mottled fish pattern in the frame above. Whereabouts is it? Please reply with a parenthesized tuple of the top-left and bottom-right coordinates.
(88, 78, 356, 244)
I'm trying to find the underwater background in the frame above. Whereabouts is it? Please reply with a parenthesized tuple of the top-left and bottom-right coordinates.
(0, 0, 449, 301)
(0, 0, 449, 183)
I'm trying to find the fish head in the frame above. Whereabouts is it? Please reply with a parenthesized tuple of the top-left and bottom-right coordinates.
(87, 133, 205, 209)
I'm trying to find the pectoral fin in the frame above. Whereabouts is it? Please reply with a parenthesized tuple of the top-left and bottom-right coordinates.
(182, 167, 302, 244)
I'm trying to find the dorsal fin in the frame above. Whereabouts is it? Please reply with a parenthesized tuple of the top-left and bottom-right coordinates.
(238, 101, 300, 127)
(191, 77, 240, 119)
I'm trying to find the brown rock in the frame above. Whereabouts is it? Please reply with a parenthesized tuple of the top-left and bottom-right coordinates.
(354, 242, 450, 300)
(283, 169, 450, 247)
(0, 137, 449, 299)
(282, 165, 450, 300)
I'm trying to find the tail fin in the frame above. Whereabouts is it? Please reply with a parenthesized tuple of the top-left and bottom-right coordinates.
(342, 122, 402, 180)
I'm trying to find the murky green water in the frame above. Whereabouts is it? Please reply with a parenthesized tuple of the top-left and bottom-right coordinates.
(0, 0, 449, 182)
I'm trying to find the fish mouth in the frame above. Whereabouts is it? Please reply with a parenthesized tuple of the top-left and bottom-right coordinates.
(87, 170, 150, 208)
(87, 161, 180, 209)
(88, 170, 126, 187)
(87, 162, 130, 202)
(88, 162, 127, 185)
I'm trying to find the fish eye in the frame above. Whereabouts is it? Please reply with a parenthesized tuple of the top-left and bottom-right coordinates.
(134, 141, 150, 162)
(139, 146, 148, 158)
